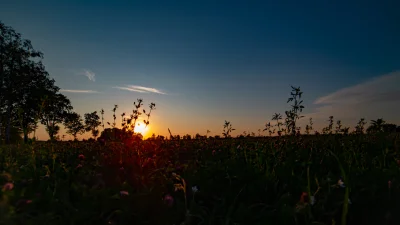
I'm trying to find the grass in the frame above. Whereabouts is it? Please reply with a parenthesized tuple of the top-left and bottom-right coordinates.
(1, 132, 400, 225)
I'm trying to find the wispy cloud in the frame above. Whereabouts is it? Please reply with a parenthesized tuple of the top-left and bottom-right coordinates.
(60, 89, 99, 93)
(80, 69, 96, 82)
(300, 71, 400, 129)
(114, 85, 166, 94)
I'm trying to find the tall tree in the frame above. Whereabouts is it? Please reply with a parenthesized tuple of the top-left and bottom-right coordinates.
(64, 112, 85, 140)
(15, 61, 57, 142)
(0, 21, 44, 143)
(1, 21, 63, 143)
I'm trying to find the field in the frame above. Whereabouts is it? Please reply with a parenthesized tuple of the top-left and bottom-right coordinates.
(1, 133, 400, 225)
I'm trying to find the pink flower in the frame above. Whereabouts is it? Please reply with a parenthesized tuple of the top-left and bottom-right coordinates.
(163, 194, 174, 207)
(299, 192, 308, 203)
(76, 164, 83, 169)
(2, 182, 14, 191)
(120, 191, 129, 196)
(78, 154, 85, 160)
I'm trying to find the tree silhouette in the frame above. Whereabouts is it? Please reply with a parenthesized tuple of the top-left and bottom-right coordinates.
(1, 21, 67, 143)
(367, 118, 386, 133)
(64, 112, 85, 140)
(84, 111, 101, 139)
(40, 93, 72, 140)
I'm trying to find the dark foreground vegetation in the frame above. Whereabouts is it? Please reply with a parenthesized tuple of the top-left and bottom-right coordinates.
(1, 133, 400, 225)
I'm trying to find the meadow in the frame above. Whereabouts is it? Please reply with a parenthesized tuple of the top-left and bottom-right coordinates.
(1, 15, 400, 225)
(1, 131, 399, 225)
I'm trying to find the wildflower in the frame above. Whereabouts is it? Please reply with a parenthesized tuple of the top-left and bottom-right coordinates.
(192, 186, 199, 193)
(338, 178, 345, 188)
(2, 182, 14, 191)
(76, 164, 82, 169)
(120, 191, 129, 196)
(299, 192, 308, 203)
(163, 194, 174, 207)
(16, 199, 32, 207)
(78, 154, 85, 160)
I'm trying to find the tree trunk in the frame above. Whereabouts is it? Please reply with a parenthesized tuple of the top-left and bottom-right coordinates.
(23, 130, 28, 143)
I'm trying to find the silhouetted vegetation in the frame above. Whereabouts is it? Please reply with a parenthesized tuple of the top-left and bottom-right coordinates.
(1, 21, 400, 225)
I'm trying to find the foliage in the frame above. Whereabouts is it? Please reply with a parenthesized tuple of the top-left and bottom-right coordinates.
(0, 21, 67, 143)
(84, 111, 101, 139)
(2, 21, 400, 225)
(39, 93, 73, 140)
(1, 131, 400, 225)
(285, 86, 304, 135)
(64, 112, 85, 140)
(222, 120, 235, 138)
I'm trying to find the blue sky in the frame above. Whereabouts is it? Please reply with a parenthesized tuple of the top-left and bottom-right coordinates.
(1, 0, 399, 139)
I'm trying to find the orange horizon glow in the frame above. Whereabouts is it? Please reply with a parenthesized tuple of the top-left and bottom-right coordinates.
(133, 122, 150, 138)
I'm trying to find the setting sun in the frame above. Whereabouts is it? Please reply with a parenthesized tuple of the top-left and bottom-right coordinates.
(133, 123, 149, 136)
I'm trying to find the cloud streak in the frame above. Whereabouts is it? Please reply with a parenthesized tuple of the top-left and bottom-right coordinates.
(81, 69, 95, 82)
(300, 71, 400, 129)
(60, 89, 99, 93)
(114, 85, 166, 94)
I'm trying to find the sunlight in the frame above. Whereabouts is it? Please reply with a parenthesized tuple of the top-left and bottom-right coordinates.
(133, 122, 149, 136)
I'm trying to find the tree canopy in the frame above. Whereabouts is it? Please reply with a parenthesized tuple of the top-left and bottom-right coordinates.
(0, 21, 73, 143)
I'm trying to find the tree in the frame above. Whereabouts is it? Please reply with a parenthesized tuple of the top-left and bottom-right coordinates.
(64, 112, 85, 140)
(84, 111, 101, 139)
(382, 123, 397, 133)
(15, 62, 57, 143)
(98, 127, 142, 142)
(367, 118, 386, 133)
(40, 93, 73, 140)
(1, 21, 62, 143)
(0, 118, 23, 144)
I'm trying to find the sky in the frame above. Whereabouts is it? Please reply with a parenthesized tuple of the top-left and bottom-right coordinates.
(1, 0, 399, 140)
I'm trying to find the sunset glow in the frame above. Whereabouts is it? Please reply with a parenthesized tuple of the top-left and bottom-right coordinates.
(133, 123, 149, 137)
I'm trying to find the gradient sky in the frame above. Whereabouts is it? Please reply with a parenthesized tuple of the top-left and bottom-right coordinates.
(1, 0, 399, 140)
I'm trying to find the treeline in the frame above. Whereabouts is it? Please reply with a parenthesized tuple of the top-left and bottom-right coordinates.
(1, 21, 158, 144)
(0, 21, 70, 143)
(1, 21, 399, 144)
(0, 21, 108, 143)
